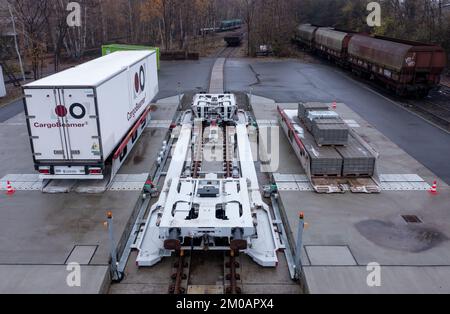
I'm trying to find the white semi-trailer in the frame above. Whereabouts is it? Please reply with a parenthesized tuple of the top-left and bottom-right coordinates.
(23, 51, 159, 180)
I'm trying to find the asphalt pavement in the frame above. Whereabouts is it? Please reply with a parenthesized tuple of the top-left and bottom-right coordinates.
(155, 58, 215, 99)
(225, 58, 450, 184)
(0, 98, 23, 123)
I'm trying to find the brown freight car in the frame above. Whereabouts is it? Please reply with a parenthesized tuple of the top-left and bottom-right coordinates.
(348, 35, 446, 97)
(224, 32, 244, 47)
(314, 28, 353, 64)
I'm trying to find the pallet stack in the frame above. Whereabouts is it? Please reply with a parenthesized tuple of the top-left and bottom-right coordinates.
(312, 118, 349, 146)
(336, 136, 376, 177)
(297, 102, 375, 177)
(302, 130, 343, 176)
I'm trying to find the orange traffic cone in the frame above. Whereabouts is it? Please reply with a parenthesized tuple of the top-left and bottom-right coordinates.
(6, 181, 15, 195)
(429, 181, 438, 195)
(332, 101, 337, 110)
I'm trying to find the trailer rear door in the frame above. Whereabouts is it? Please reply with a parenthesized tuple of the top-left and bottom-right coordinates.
(25, 88, 102, 162)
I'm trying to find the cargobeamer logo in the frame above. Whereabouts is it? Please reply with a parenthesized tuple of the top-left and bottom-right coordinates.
(134, 64, 147, 99)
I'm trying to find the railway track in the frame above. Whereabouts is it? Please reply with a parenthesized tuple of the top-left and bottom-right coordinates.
(216, 46, 239, 59)
(168, 122, 243, 295)
(402, 86, 450, 131)
(169, 251, 191, 294)
(225, 251, 242, 294)
(169, 250, 242, 295)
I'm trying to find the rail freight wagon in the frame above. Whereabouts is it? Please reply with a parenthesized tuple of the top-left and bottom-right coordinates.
(102, 44, 160, 70)
(314, 28, 353, 64)
(224, 32, 244, 47)
(219, 19, 243, 32)
(347, 35, 446, 96)
(294, 24, 319, 50)
(23, 51, 159, 180)
(294, 24, 446, 97)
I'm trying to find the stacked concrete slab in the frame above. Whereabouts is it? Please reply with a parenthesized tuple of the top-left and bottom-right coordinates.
(295, 102, 376, 178)
(304, 111, 340, 131)
(312, 118, 349, 146)
(336, 135, 376, 176)
(303, 130, 343, 176)
(299, 103, 349, 146)
(298, 102, 329, 121)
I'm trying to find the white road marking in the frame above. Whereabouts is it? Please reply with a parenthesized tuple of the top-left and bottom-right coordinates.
(0, 173, 149, 192)
(273, 173, 432, 192)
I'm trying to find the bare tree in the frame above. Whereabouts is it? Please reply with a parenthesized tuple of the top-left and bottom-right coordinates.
(47, 0, 70, 71)
(9, 0, 50, 79)
(242, 0, 255, 56)
(6, 1, 25, 81)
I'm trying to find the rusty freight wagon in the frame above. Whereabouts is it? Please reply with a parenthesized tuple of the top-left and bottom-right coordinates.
(347, 35, 446, 97)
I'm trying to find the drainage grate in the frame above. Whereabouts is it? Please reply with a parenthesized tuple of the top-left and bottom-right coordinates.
(402, 215, 423, 224)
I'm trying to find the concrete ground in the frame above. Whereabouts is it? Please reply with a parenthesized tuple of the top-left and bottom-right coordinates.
(0, 265, 110, 294)
(265, 101, 450, 294)
(0, 104, 174, 293)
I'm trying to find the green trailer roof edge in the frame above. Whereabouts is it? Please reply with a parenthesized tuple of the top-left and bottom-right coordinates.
(101, 44, 161, 70)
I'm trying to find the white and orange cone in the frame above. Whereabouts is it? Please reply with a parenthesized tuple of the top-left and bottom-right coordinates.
(6, 181, 15, 196)
(429, 181, 438, 195)
(332, 101, 337, 110)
